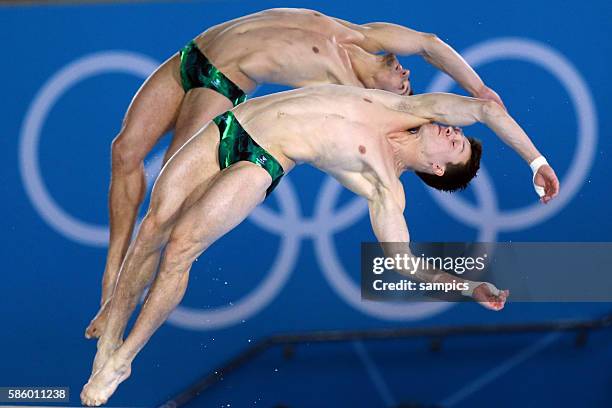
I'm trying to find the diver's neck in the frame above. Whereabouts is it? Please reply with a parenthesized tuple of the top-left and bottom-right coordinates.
(345, 45, 380, 88)
(385, 131, 426, 176)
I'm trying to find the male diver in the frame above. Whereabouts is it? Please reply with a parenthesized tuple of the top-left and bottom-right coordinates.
(88, 7, 508, 338)
(81, 84, 559, 405)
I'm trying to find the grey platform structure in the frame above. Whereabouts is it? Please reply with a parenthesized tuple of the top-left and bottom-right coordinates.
(158, 312, 612, 408)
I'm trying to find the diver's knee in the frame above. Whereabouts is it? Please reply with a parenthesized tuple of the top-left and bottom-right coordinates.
(162, 236, 203, 272)
(111, 131, 146, 173)
(136, 210, 174, 250)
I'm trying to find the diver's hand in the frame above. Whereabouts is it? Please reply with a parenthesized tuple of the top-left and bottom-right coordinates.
(534, 164, 560, 204)
(472, 284, 510, 311)
(475, 85, 506, 111)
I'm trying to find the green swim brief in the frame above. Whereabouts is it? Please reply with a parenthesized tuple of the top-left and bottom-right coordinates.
(179, 40, 248, 106)
(213, 111, 285, 197)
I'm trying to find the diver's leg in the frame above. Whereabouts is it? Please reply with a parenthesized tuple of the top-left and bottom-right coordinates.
(86, 53, 184, 339)
(89, 122, 222, 376)
(81, 161, 271, 407)
(87, 88, 232, 339)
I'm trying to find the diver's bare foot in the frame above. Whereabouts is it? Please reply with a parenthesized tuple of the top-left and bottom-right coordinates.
(85, 299, 111, 339)
(81, 355, 131, 407)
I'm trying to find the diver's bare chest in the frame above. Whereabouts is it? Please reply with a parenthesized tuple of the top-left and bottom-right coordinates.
(267, 28, 353, 60)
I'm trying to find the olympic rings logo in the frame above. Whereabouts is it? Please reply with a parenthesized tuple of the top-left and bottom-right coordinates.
(19, 38, 598, 330)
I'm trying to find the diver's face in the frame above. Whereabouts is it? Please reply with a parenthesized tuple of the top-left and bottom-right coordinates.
(373, 53, 411, 95)
(418, 123, 471, 170)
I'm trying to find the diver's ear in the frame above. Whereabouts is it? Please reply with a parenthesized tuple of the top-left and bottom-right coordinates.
(431, 162, 445, 177)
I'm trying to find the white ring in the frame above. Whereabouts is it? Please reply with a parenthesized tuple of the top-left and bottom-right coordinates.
(19, 51, 159, 246)
(426, 38, 597, 231)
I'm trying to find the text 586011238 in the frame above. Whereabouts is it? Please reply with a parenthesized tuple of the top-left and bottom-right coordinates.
(0, 387, 69, 403)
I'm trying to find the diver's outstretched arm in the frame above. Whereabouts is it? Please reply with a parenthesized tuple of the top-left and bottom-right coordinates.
(366, 184, 508, 310)
(397, 92, 559, 201)
(335, 19, 503, 105)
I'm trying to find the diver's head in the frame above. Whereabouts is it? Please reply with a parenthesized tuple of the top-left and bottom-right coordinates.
(411, 123, 482, 192)
(372, 53, 412, 95)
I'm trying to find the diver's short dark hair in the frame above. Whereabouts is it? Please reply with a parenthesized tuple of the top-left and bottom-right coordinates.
(415, 137, 482, 192)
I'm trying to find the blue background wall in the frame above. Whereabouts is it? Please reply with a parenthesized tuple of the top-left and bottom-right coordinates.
(1, 0, 611, 406)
